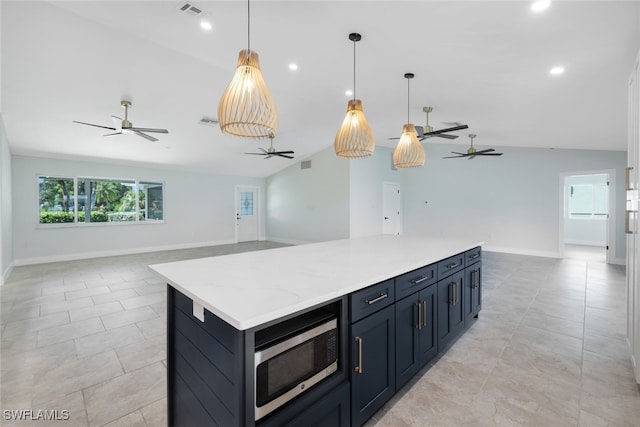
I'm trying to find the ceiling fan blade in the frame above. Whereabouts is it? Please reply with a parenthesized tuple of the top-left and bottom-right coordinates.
(450, 151, 467, 156)
(129, 127, 169, 134)
(474, 148, 495, 154)
(134, 131, 158, 142)
(259, 147, 269, 154)
(245, 152, 266, 155)
(275, 154, 294, 159)
(103, 132, 123, 137)
(264, 155, 273, 159)
(423, 124, 468, 136)
(388, 137, 400, 140)
(431, 134, 459, 140)
(272, 151, 295, 155)
(442, 155, 466, 159)
(415, 126, 425, 138)
(478, 152, 503, 156)
(72, 121, 117, 131)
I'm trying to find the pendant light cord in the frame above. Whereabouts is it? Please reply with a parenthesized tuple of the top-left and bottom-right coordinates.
(407, 78, 410, 123)
(247, 0, 251, 52)
(353, 39, 356, 102)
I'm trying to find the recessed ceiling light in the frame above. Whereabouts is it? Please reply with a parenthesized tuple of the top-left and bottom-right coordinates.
(549, 66, 565, 75)
(288, 63, 298, 71)
(345, 90, 353, 97)
(531, 1, 551, 12)
(200, 19, 212, 31)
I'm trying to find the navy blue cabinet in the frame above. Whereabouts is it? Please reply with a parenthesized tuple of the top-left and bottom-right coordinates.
(395, 285, 437, 390)
(350, 304, 395, 427)
(464, 260, 482, 327)
(437, 270, 465, 351)
(283, 381, 350, 427)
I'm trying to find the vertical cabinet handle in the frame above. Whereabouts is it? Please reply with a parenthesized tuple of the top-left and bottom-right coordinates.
(422, 301, 427, 328)
(627, 166, 634, 190)
(415, 301, 427, 329)
(627, 210, 635, 235)
(354, 336, 363, 373)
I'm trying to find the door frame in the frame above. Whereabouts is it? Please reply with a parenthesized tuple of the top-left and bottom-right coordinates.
(235, 185, 262, 243)
(558, 169, 616, 263)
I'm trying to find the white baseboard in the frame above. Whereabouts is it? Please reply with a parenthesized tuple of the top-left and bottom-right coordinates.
(564, 240, 606, 247)
(12, 239, 237, 266)
(1, 263, 13, 286)
(265, 236, 310, 246)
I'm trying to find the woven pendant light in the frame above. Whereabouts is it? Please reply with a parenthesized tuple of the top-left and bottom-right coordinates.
(393, 73, 425, 168)
(334, 33, 375, 158)
(218, 0, 278, 139)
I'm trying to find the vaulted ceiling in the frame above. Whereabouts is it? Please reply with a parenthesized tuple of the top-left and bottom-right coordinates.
(2, 1, 638, 177)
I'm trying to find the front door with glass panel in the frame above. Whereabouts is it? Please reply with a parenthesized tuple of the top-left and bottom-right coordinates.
(237, 186, 259, 242)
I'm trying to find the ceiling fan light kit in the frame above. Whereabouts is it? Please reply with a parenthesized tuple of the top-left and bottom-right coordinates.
(393, 73, 425, 168)
(72, 100, 168, 142)
(217, 0, 278, 139)
(334, 32, 375, 159)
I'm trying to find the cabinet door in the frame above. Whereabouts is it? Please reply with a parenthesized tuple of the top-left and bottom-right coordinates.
(437, 270, 464, 351)
(464, 261, 482, 326)
(285, 382, 350, 427)
(351, 305, 395, 427)
(395, 293, 420, 391)
(418, 285, 437, 365)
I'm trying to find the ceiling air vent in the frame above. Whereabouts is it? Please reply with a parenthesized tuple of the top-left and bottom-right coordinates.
(198, 117, 218, 127)
(179, 2, 203, 16)
(301, 160, 312, 170)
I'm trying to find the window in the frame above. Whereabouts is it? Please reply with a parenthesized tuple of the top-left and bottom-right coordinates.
(569, 183, 608, 218)
(139, 182, 164, 221)
(240, 191, 254, 216)
(38, 175, 164, 225)
(39, 176, 75, 223)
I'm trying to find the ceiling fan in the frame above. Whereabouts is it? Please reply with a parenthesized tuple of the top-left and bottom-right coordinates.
(245, 134, 294, 159)
(389, 107, 468, 142)
(72, 100, 169, 142)
(443, 134, 504, 159)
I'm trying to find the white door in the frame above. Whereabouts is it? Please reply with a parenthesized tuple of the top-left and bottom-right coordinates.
(382, 183, 401, 235)
(236, 186, 259, 242)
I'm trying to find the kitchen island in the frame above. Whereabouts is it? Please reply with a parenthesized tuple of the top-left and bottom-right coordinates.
(150, 235, 483, 427)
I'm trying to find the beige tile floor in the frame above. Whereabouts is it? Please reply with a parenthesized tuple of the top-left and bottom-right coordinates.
(1, 243, 639, 426)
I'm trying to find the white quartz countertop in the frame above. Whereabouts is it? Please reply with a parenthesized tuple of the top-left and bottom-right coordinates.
(149, 235, 482, 330)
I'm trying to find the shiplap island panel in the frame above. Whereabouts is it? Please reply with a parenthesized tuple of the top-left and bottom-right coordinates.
(149, 235, 482, 330)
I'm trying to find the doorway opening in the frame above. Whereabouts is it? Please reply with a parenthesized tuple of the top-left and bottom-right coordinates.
(559, 171, 615, 263)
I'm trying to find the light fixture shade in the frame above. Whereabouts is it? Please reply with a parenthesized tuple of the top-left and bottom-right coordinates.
(218, 49, 278, 139)
(393, 124, 425, 168)
(334, 99, 375, 158)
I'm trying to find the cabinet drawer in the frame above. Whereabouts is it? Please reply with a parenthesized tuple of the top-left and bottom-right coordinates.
(350, 279, 395, 323)
(465, 247, 482, 266)
(395, 263, 437, 300)
(437, 253, 465, 280)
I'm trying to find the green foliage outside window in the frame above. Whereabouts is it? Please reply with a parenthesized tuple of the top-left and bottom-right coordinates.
(38, 176, 163, 225)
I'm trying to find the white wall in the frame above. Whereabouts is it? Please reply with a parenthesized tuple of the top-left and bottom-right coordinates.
(12, 155, 266, 265)
(402, 143, 626, 261)
(563, 173, 608, 246)
(0, 114, 14, 283)
(349, 147, 403, 238)
(266, 147, 350, 244)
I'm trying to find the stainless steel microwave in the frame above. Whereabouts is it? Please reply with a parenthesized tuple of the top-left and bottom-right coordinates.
(254, 312, 338, 420)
